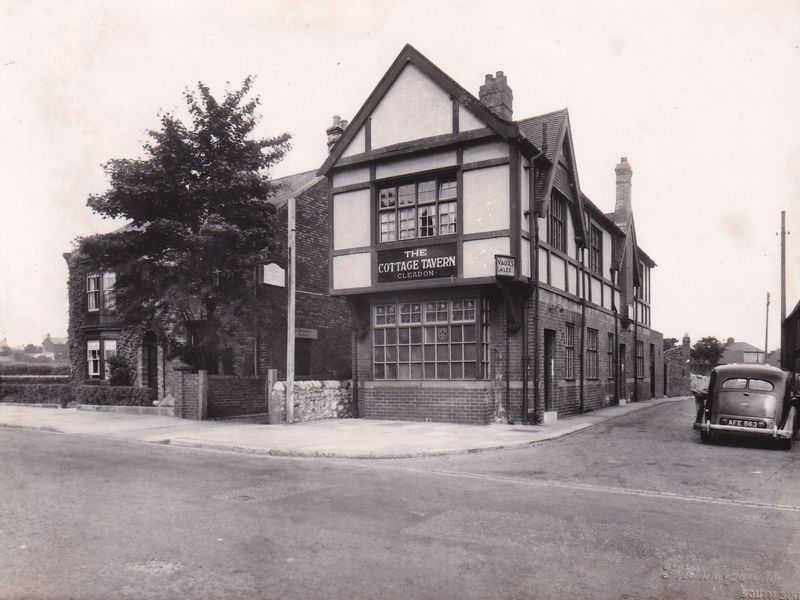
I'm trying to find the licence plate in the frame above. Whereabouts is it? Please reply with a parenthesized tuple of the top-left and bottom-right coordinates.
(720, 418, 766, 428)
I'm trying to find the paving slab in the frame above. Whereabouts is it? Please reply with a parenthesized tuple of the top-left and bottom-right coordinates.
(0, 396, 688, 458)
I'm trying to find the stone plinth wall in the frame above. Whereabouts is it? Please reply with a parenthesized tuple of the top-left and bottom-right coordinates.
(271, 380, 353, 423)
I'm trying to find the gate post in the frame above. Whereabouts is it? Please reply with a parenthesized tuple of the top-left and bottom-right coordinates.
(198, 370, 208, 420)
(267, 369, 283, 424)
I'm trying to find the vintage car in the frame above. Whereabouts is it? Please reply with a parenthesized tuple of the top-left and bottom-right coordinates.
(693, 364, 799, 449)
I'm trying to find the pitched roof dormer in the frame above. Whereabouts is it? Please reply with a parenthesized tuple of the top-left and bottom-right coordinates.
(518, 109, 587, 246)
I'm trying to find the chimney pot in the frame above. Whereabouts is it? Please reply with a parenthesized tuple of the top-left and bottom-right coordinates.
(479, 70, 513, 121)
(727, 337, 734, 345)
(326, 115, 346, 154)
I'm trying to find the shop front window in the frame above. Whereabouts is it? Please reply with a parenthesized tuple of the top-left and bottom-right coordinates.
(373, 298, 488, 380)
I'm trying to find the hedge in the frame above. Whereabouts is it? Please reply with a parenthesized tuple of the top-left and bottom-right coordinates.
(0, 383, 74, 406)
(75, 385, 156, 406)
(0, 375, 71, 385)
(0, 364, 71, 376)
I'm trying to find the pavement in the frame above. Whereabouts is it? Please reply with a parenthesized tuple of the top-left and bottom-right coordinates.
(0, 396, 687, 459)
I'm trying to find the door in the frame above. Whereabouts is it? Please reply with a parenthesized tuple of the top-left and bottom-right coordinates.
(544, 329, 556, 411)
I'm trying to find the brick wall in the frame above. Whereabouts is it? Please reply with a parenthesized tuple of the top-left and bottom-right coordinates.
(207, 375, 267, 418)
(361, 383, 495, 424)
(168, 367, 199, 420)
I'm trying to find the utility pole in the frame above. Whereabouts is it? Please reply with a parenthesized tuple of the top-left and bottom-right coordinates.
(286, 194, 296, 424)
(780, 211, 787, 367)
(764, 292, 770, 364)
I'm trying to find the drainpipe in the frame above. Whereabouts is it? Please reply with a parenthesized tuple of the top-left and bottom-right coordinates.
(526, 149, 544, 423)
(505, 318, 511, 423)
(579, 247, 586, 413)
(351, 329, 359, 418)
(633, 288, 639, 403)
(521, 300, 528, 425)
(611, 269, 619, 405)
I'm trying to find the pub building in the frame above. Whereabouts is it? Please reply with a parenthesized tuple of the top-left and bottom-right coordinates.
(320, 45, 664, 425)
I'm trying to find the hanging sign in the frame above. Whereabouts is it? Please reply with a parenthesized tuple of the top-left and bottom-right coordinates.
(495, 255, 516, 278)
(377, 242, 457, 283)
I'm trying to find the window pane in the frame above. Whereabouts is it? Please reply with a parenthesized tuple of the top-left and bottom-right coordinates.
(375, 347, 385, 362)
(386, 346, 397, 361)
(424, 364, 436, 379)
(398, 184, 415, 206)
(418, 205, 436, 238)
(424, 345, 436, 360)
(463, 344, 476, 361)
(375, 364, 385, 379)
(399, 346, 409, 362)
(437, 363, 449, 379)
(386, 328, 397, 344)
(400, 303, 421, 324)
(436, 326, 449, 342)
(386, 364, 397, 379)
(464, 363, 476, 379)
(418, 180, 436, 203)
(438, 201, 457, 235)
(379, 188, 396, 208)
(463, 325, 476, 342)
(379, 211, 397, 243)
(411, 364, 423, 379)
(374, 329, 384, 344)
(451, 363, 463, 379)
(399, 328, 409, 343)
(749, 379, 774, 392)
(399, 364, 410, 379)
(399, 207, 416, 240)
(721, 378, 747, 390)
(439, 180, 457, 200)
(451, 326, 462, 342)
(451, 345, 462, 360)
(410, 346, 422, 362)
(437, 345, 450, 360)
(423, 327, 436, 343)
(410, 328, 422, 343)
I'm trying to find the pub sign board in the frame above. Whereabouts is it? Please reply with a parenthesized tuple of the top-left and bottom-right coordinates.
(377, 242, 457, 283)
(495, 254, 515, 278)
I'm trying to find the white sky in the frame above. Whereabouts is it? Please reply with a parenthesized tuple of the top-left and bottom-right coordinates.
(1, 0, 798, 351)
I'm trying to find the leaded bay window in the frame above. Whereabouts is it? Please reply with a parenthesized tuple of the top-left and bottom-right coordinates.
(373, 298, 489, 380)
(377, 175, 458, 243)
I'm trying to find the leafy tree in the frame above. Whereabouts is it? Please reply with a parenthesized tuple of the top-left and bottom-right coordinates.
(690, 336, 724, 365)
(80, 77, 291, 371)
(106, 355, 132, 386)
(23, 344, 41, 354)
(663, 337, 678, 351)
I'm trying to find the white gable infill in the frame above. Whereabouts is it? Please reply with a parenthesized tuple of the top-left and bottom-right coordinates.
(319, 44, 528, 176)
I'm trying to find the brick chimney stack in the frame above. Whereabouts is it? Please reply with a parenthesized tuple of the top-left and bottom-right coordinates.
(479, 71, 513, 121)
(614, 157, 633, 227)
(326, 115, 346, 153)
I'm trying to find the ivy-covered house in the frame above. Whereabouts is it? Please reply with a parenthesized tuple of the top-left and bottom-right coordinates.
(64, 169, 352, 399)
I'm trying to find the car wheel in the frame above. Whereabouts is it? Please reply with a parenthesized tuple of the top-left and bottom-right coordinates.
(780, 436, 794, 451)
(700, 430, 711, 444)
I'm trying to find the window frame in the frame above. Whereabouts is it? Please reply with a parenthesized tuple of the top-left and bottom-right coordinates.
(86, 271, 116, 312)
(636, 340, 645, 379)
(87, 273, 101, 312)
(376, 173, 459, 245)
(565, 322, 575, 380)
(548, 194, 567, 252)
(607, 332, 615, 380)
(372, 297, 487, 381)
(589, 225, 603, 275)
(586, 328, 599, 379)
(86, 338, 118, 380)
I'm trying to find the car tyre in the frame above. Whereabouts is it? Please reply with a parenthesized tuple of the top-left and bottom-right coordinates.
(700, 430, 711, 444)
(780, 436, 794, 451)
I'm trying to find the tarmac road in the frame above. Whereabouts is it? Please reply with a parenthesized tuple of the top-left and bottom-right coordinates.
(1, 398, 799, 600)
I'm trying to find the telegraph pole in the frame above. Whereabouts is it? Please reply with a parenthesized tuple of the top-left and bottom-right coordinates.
(764, 292, 770, 364)
(780, 211, 786, 367)
(286, 194, 296, 424)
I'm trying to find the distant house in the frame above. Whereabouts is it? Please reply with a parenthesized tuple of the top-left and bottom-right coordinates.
(721, 337, 764, 365)
(41, 334, 69, 362)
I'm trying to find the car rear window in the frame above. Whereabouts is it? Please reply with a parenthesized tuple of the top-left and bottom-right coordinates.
(720, 377, 774, 391)
(748, 379, 774, 391)
(721, 378, 747, 390)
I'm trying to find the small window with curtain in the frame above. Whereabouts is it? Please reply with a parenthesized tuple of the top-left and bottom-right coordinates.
(376, 175, 458, 244)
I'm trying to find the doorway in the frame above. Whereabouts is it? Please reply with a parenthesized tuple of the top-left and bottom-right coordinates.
(544, 329, 556, 411)
(649, 343, 656, 398)
(142, 331, 158, 390)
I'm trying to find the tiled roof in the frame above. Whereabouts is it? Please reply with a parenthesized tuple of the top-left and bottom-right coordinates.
(725, 341, 763, 353)
(268, 170, 322, 209)
(517, 109, 567, 163)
